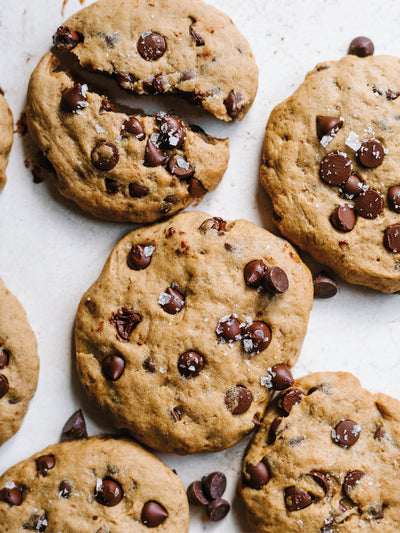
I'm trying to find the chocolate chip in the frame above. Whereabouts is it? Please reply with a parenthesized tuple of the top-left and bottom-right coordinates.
(95, 478, 123, 506)
(144, 139, 167, 167)
(242, 321, 272, 354)
(313, 273, 338, 298)
(199, 217, 226, 233)
(202, 472, 226, 500)
(268, 417, 282, 444)
(29, 513, 47, 532)
(178, 351, 204, 378)
(245, 462, 270, 489)
(0, 484, 23, 506)
(320, 153, 352, 185)
(216, 315, 241, 342)
(188, 177, 207, 197)
(343, 470, 364, 498)
(332, 420, 361, 447)
(102, 355, 125, 381)
(100, 98, 115, 113)
(168, 155, 194, 179)
(309, 471, 330, 494)
(115, 71, 135, 88)
(374, 425, 386, 440)
(190, 25, 205, 46)
(187, 480, 209, 506)
(279, 388, 304, 416)
(0, 374, 9, 398)
(384, 224, 400, 252)
(355, 189, 384, 219)
(269, 364, 294, 390)
(330, 205, 356, 232)
(388, 185, 400, 212)
(225, 386, 253, 414)
(285, 486, 312, 511)
(357, 139, 385, 168)
(58, 480, 72, 498)
(164, 195, 179, 204)
(0, 348, 8, 369)
(61, 83, 87, 113)
(105, 178, 120, 194)
(181, 71, 195, 81)
(157, 113, 186, 149)
(171, 407, 182, 422)
(53, 26, 82, 49)
(206, 498, 230, 521)
(348, 36, 374, 57)
(224, 91, 243, 118)
(91, 141, 119, 171)
(141, 501, 168, 527)
(122, 117, 145, 140)
(61, 409, 88, 441)
(342, 174, 364, 198)
(137, 32, 166, 61)
(127, 244, 154, 270)
(129, 183, 148, 198)
(244, 260, 267, 288)
(142, 75, 165, 94)
(143, 356, 156, 373)
(35, 455, 55, 476)
(263, 267, 289, 294)
(159, 287, 184, 314)
(316, 116, 343, 140)
(111, 308, 142, 341)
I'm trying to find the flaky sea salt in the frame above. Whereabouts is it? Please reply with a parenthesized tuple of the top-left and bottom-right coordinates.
(158, 292, 171, 305)
(143, 245, 155, 257)
(345, 131, 361, 151)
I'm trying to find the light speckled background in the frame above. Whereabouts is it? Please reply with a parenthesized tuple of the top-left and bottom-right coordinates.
(1, 0, 400, 531)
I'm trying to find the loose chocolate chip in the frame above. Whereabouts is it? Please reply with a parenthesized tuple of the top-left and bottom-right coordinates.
(127, 244, 154, 270)
(199, 217, 227, 233)
(141, 501, 168, 527)
(244, 260, 267, 288)
(137, 32, 167, 61)
(159, 287, 185, 314)
(168, 155, 194, 179)
(102, 355, 125, 381)
(320, 153, 352, 185)
(384, 224, 400, 252)
(58, 480, 72, 498)
(263, 267, 289, 294)
(115, 71, 135, 88)
(388, 185, 400, 212)
(343, 470, 365, 498)
(355, 189, 384, 219)
(342, 174, 364, 198)
(143, 356, 156, 373)
(225, 386, 253, 414)
(111, 308, 142, 341)
(187, 480, 209, 506)
(330, 205, 356, 232)
(285, 486, 312, 511)
(206, 498, 230, 521)
(91, 141, 119, 171)
(188, 177, 207, 197)
(279, 388, 304, 416)
(269, 364, 294, 390)
(178, 351, 204, 378)
(53, 26, 82, 49)
(144, 139, 167, 167)
(35, 455, 55, 476)
(374, 425, 386, 440)
(105, 178, 120, 194)
(242, 321, 272, 354)
(313, 273, 338, 298)
(316, 116, 343, 141)
(100, 98, 115, 113)
(268, 417, 282, 444)
(348, 36, 374, 57)
(202, 472, 226, 500)
(61, 83, 87, 113)
(332, 420, 361, 447)
(142, 75, 165, 95)
(0, 348, 8, 369)
(122, 117, 145, 140)
(0, 485, 23, 506)
(357, 139, 385, 168)
(309, 471, 330, 494)
(129, 183, 148, 198)
(216, 315, 241, 342)
(61, 409, 88, 441)
(190, 25, 205, 46)
(245, 462, 270, 489)
(224, 90, 243, 118)
(95, 479, 123, 507)
(0, 374, 9, 398)
(157, 113, 186, 149)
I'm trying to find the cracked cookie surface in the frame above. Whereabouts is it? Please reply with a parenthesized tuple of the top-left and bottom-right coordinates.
(0, 92, 13, 191)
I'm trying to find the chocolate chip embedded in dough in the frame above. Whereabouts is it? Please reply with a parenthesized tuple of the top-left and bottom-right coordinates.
(269, 364, 294, 390)
(245, 462, 270, 489)
(357, 139, 385, 168)
(144, 139, 167, 167)
(0, 374, 9, 398)
(384, 224, 400, 252)
(143, 356, 156, 373)
(343, 470, 365, 498)
(115, 71, 135, 88)
(159, 287, 185, 314)
(225, 386, 253, 414)
(268, 417, 282, 444)
(0, 484, 23, 506)
(244, 260, 266, 288)
(168, 155, 194, 179)
(0, 348, 8, 369)
(263, 266, 289, 294)
(387, 185, 400, 213)
(111, 308, 142, 341)
(224, 90, 243, 118)
(105, 178, 120, 195)
(129, 183, 149, 198)
(355, 189, 384, 219)
(342, 174, 364, 199)
(330, 205, 356, 232)
(199, 217, 226, 233)
(216, 315, 241, 342)
(332, 420, 361, 447)
(127, 244, 154, 270)
(137, 31, 167, 61)
(58, 480, 72, 498)
(320, 153, 352, 185)
(284, 486, 312, 511)
(53, 26, 82, 49)
(178, 351, 205, 379)
(279, 388, 304, 416)
(95, 478, 123, 507)
(348, 36, 374, 57)
(316, 116, 343, 140)
(241, 321, 272, 354)
(188, 177, 207, 197)
(309, 471, 330, 494)
(141, 501, 168, 527)
(61, 83, 87, 113)
(91, 141, 119, 171)
(157, 113, 186, 149)
(35, 455, 56, 476)
(190, 25, 205, 46)
(122, 117, 145, 140)
(102, 355, 125, 381)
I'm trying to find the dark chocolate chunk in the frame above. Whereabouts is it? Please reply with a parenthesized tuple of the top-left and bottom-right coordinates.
(157, 113, 186, 149)
(115, 71, 135, 88)
(202, 472, 226, 500)
(105, 178, 120, 194)
(384, 224, 400, 252)
(309, 471, 330, 494)
(342, 174, 364, 198)
(199, 217, 226, 233)
(122, 117, 145, 140)
(187, 480, 209, 506)
(168, 155, 194, 179)
(143, 356, 156, 373)
(142, 75, 165, 94)
(387, 185, 400, 213)
(188, 177, 207, 197)
(159, 287, 184, 314)
(0, 484, 23, 506)
(53, 26, 82, 49)
(58, 480, 72, 498)
(0, 348, 8, 369)
(343, 470, 365, 498)
(190, 25, 205, 46)
(245, 462, 270, 489)
(224, 91, 243, 118)
(129, 183, 149, 198)
(279, 388, 304, 416)
(144, 139, 167, 167)
(0, 374, 9, 398)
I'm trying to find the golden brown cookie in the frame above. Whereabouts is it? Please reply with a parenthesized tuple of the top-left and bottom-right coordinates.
(0, 91, 14, 191)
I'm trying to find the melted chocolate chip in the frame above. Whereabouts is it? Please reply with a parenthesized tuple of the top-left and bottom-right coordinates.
(129, 183, 149, 198)
(127, 244, 154, 270)
(144, 139, 167, 167)
(285, 486, 312, 511)
(309, 471, 330, 494)
(202, 472, 226, 500)
(141, 501, 168, 527)
(102, 355, 125, 381)
(190, 25, 205, 46)
(199, 217, 226, 233)
(313, 273, 338, 298)
(244, 260, 266, 288)
(187, 480, 209, 506)
(332, 420, 361, 447)
(61, 83, 87, 113)
(224, 91, 243, 118)
(137, 32, 167, 61)
(0, 374, 9, 398)
(316, 116, 343, 140)
(0, 348, 8, 369)
(355, 189, 384, 219)
(122, 117, 145, 140)
(268, 417, 282, 444)
(242, 322, 272, 354)
(225, 386, 253, 414)
(99, 98, 115, 113)
(388, 185, 400, 213)
(159, 287, 185, 314)
(269, 364, 294, 390)
(188, 178, 207, 197)
(0, 484, 23, 506)
(384, 224, 400, 252)
(95, 479, 123, 506)
(168, 155, 194, 179)
(115, 71, 135, 88)
(53, 26, 82, 49)
(178, 351, 205, 378)
(263, 267, 289, 294)
(343, 470, 365, 498)
(357, 140, 385, 168)
(342, 174, 364, 198)
(348, 36, 374, 57)
(374, 425, 386, 440)
(105, 178, 120, 194)
(61, 409, 88, 441)
(111, 308, 142, 341)
(91, 141, 119, 171)
(58, 480, 72, 498)
(157, 113, 186, 149)
(320, 153, 352, 185)
(35, 455, 55, 476)
(142, 75, 165, 94)
(216, 315, 241, 342)
(279, 388, 304, 415)
(330, 205, 356, 232)
(245, 462, 270, 489)
(143, 356, 156, 373)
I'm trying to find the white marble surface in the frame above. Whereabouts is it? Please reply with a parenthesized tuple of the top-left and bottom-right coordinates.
(1, 0, 400, 531)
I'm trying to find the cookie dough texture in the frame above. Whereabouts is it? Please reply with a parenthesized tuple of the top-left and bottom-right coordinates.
(241, 372, 400, 532)
(0, 435, 189, 532)
(0, 277, 39, 445)
(0, 93, 13, 191)
(26, 53, 229, 223)
(261, 55, 400, 293)
(75, 211, 313, 454)
(58, 0, 258, 121)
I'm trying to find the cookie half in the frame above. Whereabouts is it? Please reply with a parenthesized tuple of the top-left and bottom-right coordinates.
(261, 55, 400, 293)
(75, 211, 313, 453)
(240, 371, 400, 532)
(0, 92, 13, 191)
(0, 435, 189, 532)
(0, 277, 39, 446)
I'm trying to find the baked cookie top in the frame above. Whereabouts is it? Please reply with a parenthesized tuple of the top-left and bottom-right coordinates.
(26, 53, 229, 224)
(52, 0, 258, 122)
(0, 92, 13, 191)
(240, 371, 400, 532)
(0, 435, 189, 532)
(0, 277, 39, 446)
(261, 54, 400, 293)
(75, 211, 313, 454)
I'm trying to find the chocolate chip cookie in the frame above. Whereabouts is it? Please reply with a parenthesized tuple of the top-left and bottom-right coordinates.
(261, 54, 400, 293)
(0, 91, 14, 191)
(75, 211, 313, 454)
(0, 277, 39, 446)
(0, 435, 189, 532)
(240, 371, 400, 532)
(26, 53, 229, 223)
